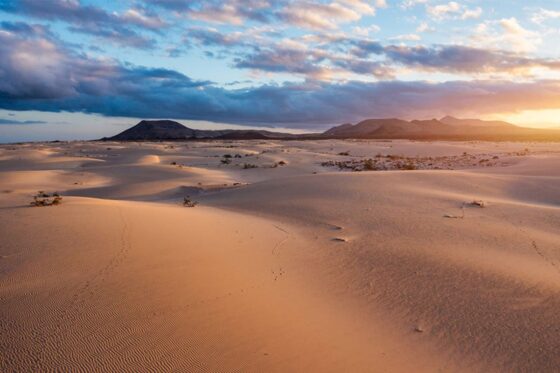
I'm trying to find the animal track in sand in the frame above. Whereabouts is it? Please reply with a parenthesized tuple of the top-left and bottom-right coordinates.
(269, 225, 290, 284)
(531, 240, 560, 275)
(491, 208, 560, 277)
(271, 267, 285, 281)
(271, 225, 290, 255)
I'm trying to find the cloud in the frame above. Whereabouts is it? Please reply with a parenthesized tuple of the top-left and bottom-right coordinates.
(471, 18, 541, 53)
(3, 21, 560, 128)
(416, 22, 434, 33)
(184, 25, 560, 78)
(0, 22, 78, 99)
(188, 0, 278, 25)
(141, 0, 192, 11)
(531, 8, 560, 24)
(6, 74, 560, 127)
(383, 44, 560, 74)
(0, 22, 560, 128)
(427, 1, 461, 18)
(461, 7, 482, 20)
(427, 2, 482, 21)
(0, 21, 207, 101)
(146, 0, 378, 30)
(186, 27, 248, 47)
(375, 0, 388, 8)
(390, 33, 421, 41)
(0, 0, 164, 48)
(232, 36, 394, 79)
(121, 8, 167, 30)
(0, 118, 46, 125)
(400, 0, 428, 10)
(279, 1, 375, 30)
(235, 45, 329, 77)
(353, 25, 381, 36)
(67, 24, 156, 49)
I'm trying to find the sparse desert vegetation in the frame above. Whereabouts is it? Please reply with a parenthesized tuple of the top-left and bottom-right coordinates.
(183, 196, 198, 207)
(320, 149, 534, 172)
(30, 191, 63, 207)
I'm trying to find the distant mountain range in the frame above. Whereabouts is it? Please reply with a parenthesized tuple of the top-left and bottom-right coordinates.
(104, 117, 560, 141)
(323, 116, 521, 139)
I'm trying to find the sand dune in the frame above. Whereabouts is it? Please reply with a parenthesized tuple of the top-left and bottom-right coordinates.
(136, 154, 161, 165)
(1, 139, 560, 371)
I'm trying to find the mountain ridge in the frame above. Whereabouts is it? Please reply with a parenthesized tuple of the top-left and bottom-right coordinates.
(104, 120, 300, 141)
(104, 117, 560, 142)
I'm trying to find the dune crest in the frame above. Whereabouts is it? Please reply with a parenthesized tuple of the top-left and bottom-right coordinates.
(2, 139, 560, 371)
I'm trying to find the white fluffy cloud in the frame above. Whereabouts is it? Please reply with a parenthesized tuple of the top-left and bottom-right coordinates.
(470, 18, 541, 53)
(531, 8, 560, 24)
(280, 1, 376, 30)
(400, 0, 428, 10)
(353, 24, 381, 36)
(427, 2, 482, 20)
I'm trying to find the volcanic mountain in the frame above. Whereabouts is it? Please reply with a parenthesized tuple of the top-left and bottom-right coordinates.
(105, 120, 299, 141)
(108, 120, 196, 141)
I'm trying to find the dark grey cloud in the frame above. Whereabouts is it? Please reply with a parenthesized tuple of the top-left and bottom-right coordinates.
(0, 20, 54, 38)
(144, 0, 282, 23)
(141, 0, 205, 11)
(383, 44, 560, 74)
(0, 21, 206, 100)
(67, 24, 155, 49)
(187, 28, 247, 47)
(2, 21, 560, 127)
(0, 118, 46, 125)
(235, 47, 327, 76)
(0, 0, 165, 48)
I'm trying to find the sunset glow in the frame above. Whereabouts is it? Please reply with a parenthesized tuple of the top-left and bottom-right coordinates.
(497, 109, 560, 129)
(1, 1, 560, 141)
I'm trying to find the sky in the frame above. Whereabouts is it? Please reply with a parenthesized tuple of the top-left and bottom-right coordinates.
(1, 0, 560, 142)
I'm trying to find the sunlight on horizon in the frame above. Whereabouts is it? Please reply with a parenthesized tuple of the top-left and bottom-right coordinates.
(494, 109, 560, 129)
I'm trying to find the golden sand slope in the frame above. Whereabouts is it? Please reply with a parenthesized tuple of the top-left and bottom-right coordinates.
(1, 140, 560, 371)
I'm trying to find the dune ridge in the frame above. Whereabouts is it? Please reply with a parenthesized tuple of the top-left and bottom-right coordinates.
(2, 139, 560, 371)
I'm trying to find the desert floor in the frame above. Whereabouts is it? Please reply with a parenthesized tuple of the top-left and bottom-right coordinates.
(1, 139, 560, 372)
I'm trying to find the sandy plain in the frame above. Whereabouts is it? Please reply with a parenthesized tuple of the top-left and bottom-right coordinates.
(1, 139, 560, 372)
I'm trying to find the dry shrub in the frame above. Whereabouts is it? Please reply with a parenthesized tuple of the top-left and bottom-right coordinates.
(183, 196, 198, 207)
(30, 191, 63, 207)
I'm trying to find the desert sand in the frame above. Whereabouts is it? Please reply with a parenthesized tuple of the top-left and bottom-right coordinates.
(1, 139, 560, 371)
